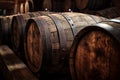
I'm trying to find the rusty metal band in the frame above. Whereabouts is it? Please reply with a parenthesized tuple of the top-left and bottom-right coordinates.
(61, 13, 77, 36)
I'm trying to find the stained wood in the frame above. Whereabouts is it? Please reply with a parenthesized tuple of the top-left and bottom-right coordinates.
(0, 15, 15, 48)
(20, 3, 25, 14)
(11, 12, 40, 56)
(25, 1, 29, 13)
(24, 0, 34, 13)
(11, 11, 53, 58)
(70, 18, 120, 80)
(0, 45, 38, 80)
(81, 7, 120, 19)
(28, 0, 34, 12)
(24, 12, 107, 75)
(0, 0, 33, 14)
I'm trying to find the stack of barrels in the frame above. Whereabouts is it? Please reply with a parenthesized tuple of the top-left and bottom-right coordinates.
(19, 0, 34, 14)
(0, 0, 120, 80)
(0, 0, 34, 15)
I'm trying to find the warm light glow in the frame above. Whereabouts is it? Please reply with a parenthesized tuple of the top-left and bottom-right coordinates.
(7, 63, 26, 71)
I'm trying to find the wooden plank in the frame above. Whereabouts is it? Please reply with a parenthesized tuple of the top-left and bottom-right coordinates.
(0, 45, 38, 80)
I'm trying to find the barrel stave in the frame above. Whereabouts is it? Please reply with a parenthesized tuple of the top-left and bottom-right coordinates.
(70, 18, 120, 80)
(24, 12, 106, 75)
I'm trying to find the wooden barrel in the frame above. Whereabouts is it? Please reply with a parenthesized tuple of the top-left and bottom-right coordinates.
(96, 7, 120, 19)
(20, 0, 34, 14)
(0, 15, 15, 48)
(14, 0, 24, 14)
(0, 45, 38, 80)
(20, 3, 25, 14)
(77, 7, 120, 19)
(0, 1, 15, 15)
(84, 7, 120, 19)
(24, 12, 107, 74)
(25, 0, 34, 13)
(28, 0, 34, 12)
(70, 18, 120, 80)
(25, 1, 29, 13)
(75, 0, 111, 10)
(11, 11, 52, 57)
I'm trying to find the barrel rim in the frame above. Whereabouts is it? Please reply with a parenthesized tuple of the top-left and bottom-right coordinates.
(24, 18, 43, 73)
(11, 15, 22, 51)
(69, 22, 120, 80)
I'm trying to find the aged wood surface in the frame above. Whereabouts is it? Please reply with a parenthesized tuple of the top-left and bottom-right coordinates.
(0, 45, 38, 80)
(70, 18, 120, 80)
(11, 11, 52, 57)
(24, 12, 107, 75)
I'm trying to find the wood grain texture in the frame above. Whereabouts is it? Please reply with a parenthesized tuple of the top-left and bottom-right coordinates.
(0, 45, 38, 80)
(70, 18, 120, 80)
(0, 15, 15, 48)
(11, 11, 52, 58)
(24, 12, 106, 75)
